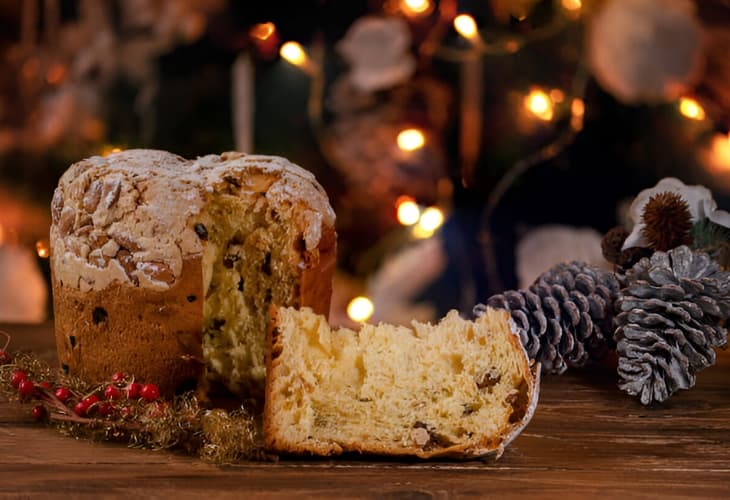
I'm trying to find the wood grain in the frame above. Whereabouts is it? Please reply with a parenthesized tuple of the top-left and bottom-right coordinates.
(1, 323, 729, 498)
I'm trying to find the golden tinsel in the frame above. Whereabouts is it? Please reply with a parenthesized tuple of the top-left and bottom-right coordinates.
(641, 191, 693, 251)
(0, 348, 264, 464)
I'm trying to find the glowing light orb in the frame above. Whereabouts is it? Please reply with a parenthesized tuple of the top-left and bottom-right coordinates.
(347, 296, 374, 322)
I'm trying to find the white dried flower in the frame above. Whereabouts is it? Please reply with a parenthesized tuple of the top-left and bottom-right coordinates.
(623, 177, 730, 250)
(588, 0, 704, 104)
(337, 16, 415, 93)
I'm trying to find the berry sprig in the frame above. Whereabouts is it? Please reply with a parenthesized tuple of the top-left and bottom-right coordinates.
(0, 334, 260, 463)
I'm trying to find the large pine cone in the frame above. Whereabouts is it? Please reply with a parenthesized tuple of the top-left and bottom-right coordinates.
(477, 262, 620, 374)
(615, 246, 730, 405)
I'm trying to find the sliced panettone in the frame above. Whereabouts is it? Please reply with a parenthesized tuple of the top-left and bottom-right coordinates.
(264, 306, 539, 459)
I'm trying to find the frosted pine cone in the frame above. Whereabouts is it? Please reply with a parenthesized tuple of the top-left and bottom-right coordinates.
(615, 246, 730, 404)
(477, 262, 620, 374)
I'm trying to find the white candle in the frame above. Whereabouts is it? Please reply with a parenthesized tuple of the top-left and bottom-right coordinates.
(232, 53, 254, 153)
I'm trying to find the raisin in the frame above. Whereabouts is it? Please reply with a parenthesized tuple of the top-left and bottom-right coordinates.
(223, 254, 239, 269)
(237, 278, 244, 292)
(262, 252, 272, 275)
(476, 369, 501, 390)
(194, 223, 209, 241)
(92, 307, 108, 324)
(212, 319, 226, 330)
(186, 295, 197, 303)
(223, 175, 241, 187)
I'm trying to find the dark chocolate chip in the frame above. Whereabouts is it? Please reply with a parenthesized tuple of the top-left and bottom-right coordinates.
(262, 252, 272, 275)
(194, 223, 209, 241)
(223, 254, 239, 269)
(186, 295, 197, 303)
(69, 335, 76, 348)
(223, 175, 241, 187)
(92, 307, 108, 324)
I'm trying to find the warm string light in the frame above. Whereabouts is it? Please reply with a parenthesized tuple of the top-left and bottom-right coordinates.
(35, 240, 50, 258)
(396, 128, 426, 152)
(705, 133, 730, 173)
(100, 145, 122, 156)
(396, 196, 421, 226)
(250, 22, 275, 41)
(279, 41, 320, 77)
(678, 97, 705, 120)
(453, 14, 478, 41)
(411, 206, 445, 239)
(400, 0, 433, 17)
(570, 98, 585, 130)
(524, 88, 554, 121)
(347, 296, 374, 322)
(561, 0, 582, 12)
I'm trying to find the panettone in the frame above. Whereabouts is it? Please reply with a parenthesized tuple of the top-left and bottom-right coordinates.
(264, 306, 539, 459)
(50, 150, 336, 397)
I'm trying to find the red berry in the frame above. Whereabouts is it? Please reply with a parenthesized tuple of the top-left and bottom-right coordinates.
(139, 383, 160, 402)
(38, 381, 53, 390)
(74, 401, 87, 416)
(18, 379, 35, 398)
(126, 382, 142, 399)
(111, 372, 127, 383)
(97, 402, 115, 417)
(104, 385, 121, 400)
(10, 370, 26, 388)
(54, 387, 71, 403)
(31, 405, 46, 420)
(82, 394, 100, 410)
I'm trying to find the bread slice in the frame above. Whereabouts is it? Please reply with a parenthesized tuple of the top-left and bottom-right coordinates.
(264, 306, 539, 459)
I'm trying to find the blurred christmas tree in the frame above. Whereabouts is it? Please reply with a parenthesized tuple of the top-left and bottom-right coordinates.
(0, 0, 729, 325)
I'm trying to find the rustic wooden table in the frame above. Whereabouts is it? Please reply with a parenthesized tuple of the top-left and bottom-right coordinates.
(1, 322, 729, 499)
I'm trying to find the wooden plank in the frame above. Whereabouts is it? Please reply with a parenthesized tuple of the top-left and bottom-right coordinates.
(1, 323, 729, 497)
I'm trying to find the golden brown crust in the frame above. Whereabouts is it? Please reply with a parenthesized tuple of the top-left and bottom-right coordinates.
(52, 258, 204, 396)
(298, 226, 337, 316)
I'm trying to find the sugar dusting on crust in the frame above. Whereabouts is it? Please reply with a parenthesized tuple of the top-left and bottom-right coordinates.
(51, 150, 335, 291)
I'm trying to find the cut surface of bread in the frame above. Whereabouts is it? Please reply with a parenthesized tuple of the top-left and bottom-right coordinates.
(264, 306, 539, 459)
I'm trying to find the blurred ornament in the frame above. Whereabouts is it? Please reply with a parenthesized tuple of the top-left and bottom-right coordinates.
(0, 244, 47, 323)
(623, 177, 730, 250)
(516, 225, 609, 289)
(367, 236, 447, 325)
(337, 16, 415, 92)
(587, 0, 703, 104)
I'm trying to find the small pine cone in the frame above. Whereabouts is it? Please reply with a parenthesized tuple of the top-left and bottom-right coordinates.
(601, 226, 653, 269)
(615, 246, 730, 405)
(477, 262, 620, 374)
